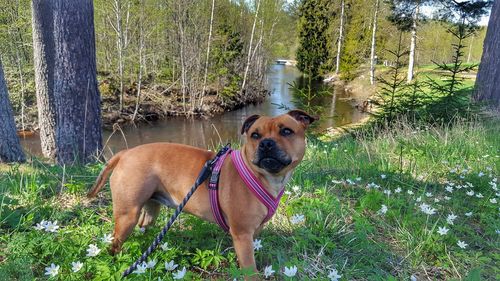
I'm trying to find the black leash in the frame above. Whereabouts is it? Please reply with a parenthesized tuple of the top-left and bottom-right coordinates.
(122, 144, 231, 277)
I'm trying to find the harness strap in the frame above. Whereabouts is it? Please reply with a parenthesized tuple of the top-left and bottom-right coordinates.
(208, 149, 285, 232)
(230, 150, 285, 223)
(208, 149, 231, 232)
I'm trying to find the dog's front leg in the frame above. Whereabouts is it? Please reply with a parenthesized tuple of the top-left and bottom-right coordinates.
(230, 231, 258, 278)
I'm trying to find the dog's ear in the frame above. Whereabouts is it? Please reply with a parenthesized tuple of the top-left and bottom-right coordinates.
(287, 110, 318, 128)
(241, 114, 260, 135)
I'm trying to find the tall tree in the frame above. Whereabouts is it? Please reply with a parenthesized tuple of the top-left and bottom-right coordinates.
(370, 0, 380, 85)
(296, 0, 330, 78)
(335, 0, 345, 75)
(32, 0, 57, 160)
(474, 0, 499, 108)
(0, 58, 25, 163)
(52, 0, 102, 164)
(241, 0, 261, 94)
(387, 0, 429, 82)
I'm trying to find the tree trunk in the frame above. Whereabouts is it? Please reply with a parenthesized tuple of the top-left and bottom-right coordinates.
(32, 0, 57, 160)
(199, 0, 216, 109)
(132, 0, 145, 122)
(52, 0, 102, 164)
(370, 0, 380, 85)
(241, 0, 261, 96)
(0, 58, 25, 163)
(407, 1, 419, 83)
(474, 0, 500, 109)
(335, 0, 345, 75)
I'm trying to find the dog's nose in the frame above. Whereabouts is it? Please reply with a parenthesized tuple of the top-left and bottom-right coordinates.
(259, 139, 276, 151)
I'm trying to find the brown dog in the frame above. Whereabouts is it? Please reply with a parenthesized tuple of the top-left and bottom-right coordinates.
(87, 110, 316, 274)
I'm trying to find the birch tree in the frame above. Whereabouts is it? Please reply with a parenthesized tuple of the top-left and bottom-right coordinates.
(370, 0, 380, 85)
(335, 0, 345, 75)
(199, 0, 216, 109)
(407, 0, 419, 83)
(241, 0, 261, 95)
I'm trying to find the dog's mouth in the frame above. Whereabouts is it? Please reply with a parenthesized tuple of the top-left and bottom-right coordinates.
(254, 156, 292, 174)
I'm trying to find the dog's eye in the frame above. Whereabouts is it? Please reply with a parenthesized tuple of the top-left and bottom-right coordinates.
(280, 128, 294, 136)
(251, 132, 261, 139)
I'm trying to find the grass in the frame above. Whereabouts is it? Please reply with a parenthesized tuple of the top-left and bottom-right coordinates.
(1, 117, 499, 280)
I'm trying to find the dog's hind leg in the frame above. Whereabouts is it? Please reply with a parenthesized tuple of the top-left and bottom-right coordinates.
(137, 200, 161, 228)
(111, 207, 140, 254)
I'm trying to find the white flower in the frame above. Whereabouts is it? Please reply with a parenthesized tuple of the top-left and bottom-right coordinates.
(71, 261, 83, 272)
(45, 221, 59, 233)
(465, 211, 473, 217)
(165, 260, 178, 271)
(134, 262, 148, 274)
(437, 226, 449, 235)
(86, 244, 101, 257)
(161, 242, 170, 251)
(172, 267, 187, 279)
(328, 269, 342, 281)
(283, 266, 298, 277)
(147, 259, 157, 269)
(478, 172, 485, 177)
(426, 192, 433, 197)
(476, 193, 484, 198)
(284, 190, 292, 195)
(380, 174, 387, 179)
(457, 240, 468, 249)
(101, 234, 114, 244)
(346, 179, 355, 185)
(416, 196, 422, 202)
(377, 205, 388, 215)
(292, 186, 300, 193)
(366, 182, 380, 189)
(466, 182, 473, 187)
(419, 203, 436, 215)
(383, 189, 392, 196)
(444, 196, 451, 201)
(138, 227, 146, 233)
(34, 220, 49, 231)
(446, 213, 458, 225)
(434, 198, 440, 203)
(466, 190, 475, 196)
(263, 265, 275, 278)
(253, 239, 263, 251)
(490, 198, 497, 204)
(395, 187, 402, 193)
(407, 190, 414, 195)
(411, 275, 417, 281)
(290, 214, 305, 225)
(332, 180, 343, 184)
(44, 263, 60, 277)
(495, 229, 500, 234)
(445, 186, 453, 193)
(355, 177, 362, 181)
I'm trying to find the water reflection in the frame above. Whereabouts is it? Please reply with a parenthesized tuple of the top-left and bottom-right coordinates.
(20, 65, 366, 156)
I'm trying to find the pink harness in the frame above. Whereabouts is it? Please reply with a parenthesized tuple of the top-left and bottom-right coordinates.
(208, 149, 285, 232)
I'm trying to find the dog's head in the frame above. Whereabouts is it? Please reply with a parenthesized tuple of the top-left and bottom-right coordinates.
(240, 110, 317, 175)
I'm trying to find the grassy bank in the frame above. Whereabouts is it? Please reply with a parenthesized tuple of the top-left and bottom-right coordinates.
(1, 117, 499, 280)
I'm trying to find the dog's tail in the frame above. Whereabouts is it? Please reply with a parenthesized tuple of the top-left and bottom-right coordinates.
(87, 151, 125, 198)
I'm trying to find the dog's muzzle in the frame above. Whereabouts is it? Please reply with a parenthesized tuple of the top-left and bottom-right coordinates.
(253, 139, 292, 174)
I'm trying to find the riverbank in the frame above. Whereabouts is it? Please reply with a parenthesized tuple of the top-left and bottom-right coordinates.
(9, 73, 269, 132)
(1, 117, 498, 280)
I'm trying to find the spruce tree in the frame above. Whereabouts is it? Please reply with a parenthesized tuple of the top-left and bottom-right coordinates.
(296, 0, 330, 78)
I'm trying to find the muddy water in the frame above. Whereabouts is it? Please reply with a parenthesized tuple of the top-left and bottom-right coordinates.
(20, 65, 366, 156)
